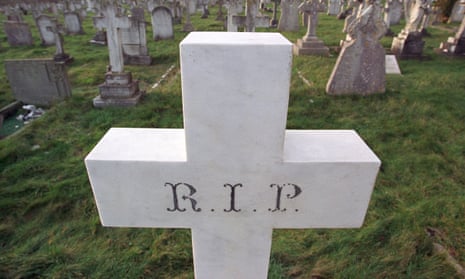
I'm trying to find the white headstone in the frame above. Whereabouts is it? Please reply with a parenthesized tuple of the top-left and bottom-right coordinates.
(85, 32, 381, 279)
(385, 54, 401, 74)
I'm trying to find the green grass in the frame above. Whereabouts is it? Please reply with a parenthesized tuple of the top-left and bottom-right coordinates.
(1, 5, 465, 279)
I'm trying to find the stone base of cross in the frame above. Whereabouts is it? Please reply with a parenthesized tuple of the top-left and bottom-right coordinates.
(85, 32, 381, 278)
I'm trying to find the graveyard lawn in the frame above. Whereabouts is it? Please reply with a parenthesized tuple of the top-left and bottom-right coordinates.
(1, 6, 465, 279)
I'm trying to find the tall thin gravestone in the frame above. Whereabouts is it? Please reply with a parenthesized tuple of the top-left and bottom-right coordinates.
(85, 32, 381, 278)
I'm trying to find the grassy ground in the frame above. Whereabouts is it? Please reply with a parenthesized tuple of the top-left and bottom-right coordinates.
(1, 5, 465, 279)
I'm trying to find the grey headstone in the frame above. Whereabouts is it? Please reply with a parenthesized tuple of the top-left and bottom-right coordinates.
(35, 15, 57, 46)
(5, 59, 72, 106)
(326, 0, 387, 95)
(151, 6, 174, 40)
(3, 21, 33, 46)
(64, 12, 85, 34)
(278, 0, 301, 32)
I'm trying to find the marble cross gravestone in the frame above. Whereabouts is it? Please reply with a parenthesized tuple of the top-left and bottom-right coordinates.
(85, 32, 381, 278)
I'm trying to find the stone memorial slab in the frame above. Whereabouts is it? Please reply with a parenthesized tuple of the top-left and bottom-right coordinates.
(327, 0, 387, 95)
(85, 32, 381, 278)
(3, 21, 33, 46)
(35, 14, 57, 46)
(448, 0, 465, 23)
(5, 58, 72, 106)
(121, 7, 152, 65)
(151, 6, 174, 40)
(278, 0, 301, 32)
(64, 11, 85, 34)
(391, 0, 426, 58)
(385, 54, 401, 74)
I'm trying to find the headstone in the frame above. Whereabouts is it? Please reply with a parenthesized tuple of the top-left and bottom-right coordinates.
(64, 11, 85, 34)
(293, 0, 329, 56)
(448, 0, 465, 23)
(277, 0, 301, 31)
(87, 0, 96, 12)
(385, 54, 401, 74)
(384, 0, 402, 25)
(92, 3, 143, 107)
(35, 15, 57, 46)
(151, 6, 174, 40)
(47, 23, 73, 64)
(225, 0, 243, 31)
(85, 32, 381, 279)
(121, 7, 152, 65)
(391, 0, 427, 58)
(437, 11, 465, 55)
(3, 21, 33, 46)
(183, 0, 195, 31)
(232, 0, 271, 31)
(5, 58, 72, 106)
(326, 0, 387, 95)
(327, 0, 343, 15)
(341, 0, 362, 42)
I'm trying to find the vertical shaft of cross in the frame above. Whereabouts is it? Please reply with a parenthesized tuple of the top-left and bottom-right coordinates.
(191, 224, 273, 278)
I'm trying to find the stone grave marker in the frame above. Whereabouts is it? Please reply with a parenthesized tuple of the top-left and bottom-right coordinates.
(327, 0, 387, 95)
(232, 0, 270, 31)
(384, 0, 402, 26)
(391, 0, 427, 58)
(35, 14, 57, 46)
(448, 0, 465, 23)
(5, 58, 72, 106)
(92, 2, 143, 107)
(151, 6, 174, 40)
(121, 7, 152, 65)
(64, 11, 85, 34)
(277, 0, 301, 32)
(225, 0, 243, 31)
(385, 54, 401, 74)
(85, 32, 381, 278)
(327, 0, 343, 15)
(293, 0, 329, 56)
(3, 21, 34, 46)
(437, 11, 465, 55)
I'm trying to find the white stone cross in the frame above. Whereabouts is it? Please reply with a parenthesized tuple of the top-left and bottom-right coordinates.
(85, 32, 381, 279)
(93, 3, 131, 73)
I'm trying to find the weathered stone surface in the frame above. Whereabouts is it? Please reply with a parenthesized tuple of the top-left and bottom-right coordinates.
(326, 0, 386, 95)
(448, 0, 465, 23)
(151, 6, 174, 40)
(94, 72, 143, 108)
(5, 58, 72, 106)
(35, 14, 57, 46)
(3, 21, 33, 46)
(278, 0, 301, 31)
(437, 12, 465, 55)
(64, 12, 84, 34)
(391, 31, 425, 57)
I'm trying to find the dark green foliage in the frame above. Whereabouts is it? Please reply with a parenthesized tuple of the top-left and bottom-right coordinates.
(1, 6, 465, 279)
